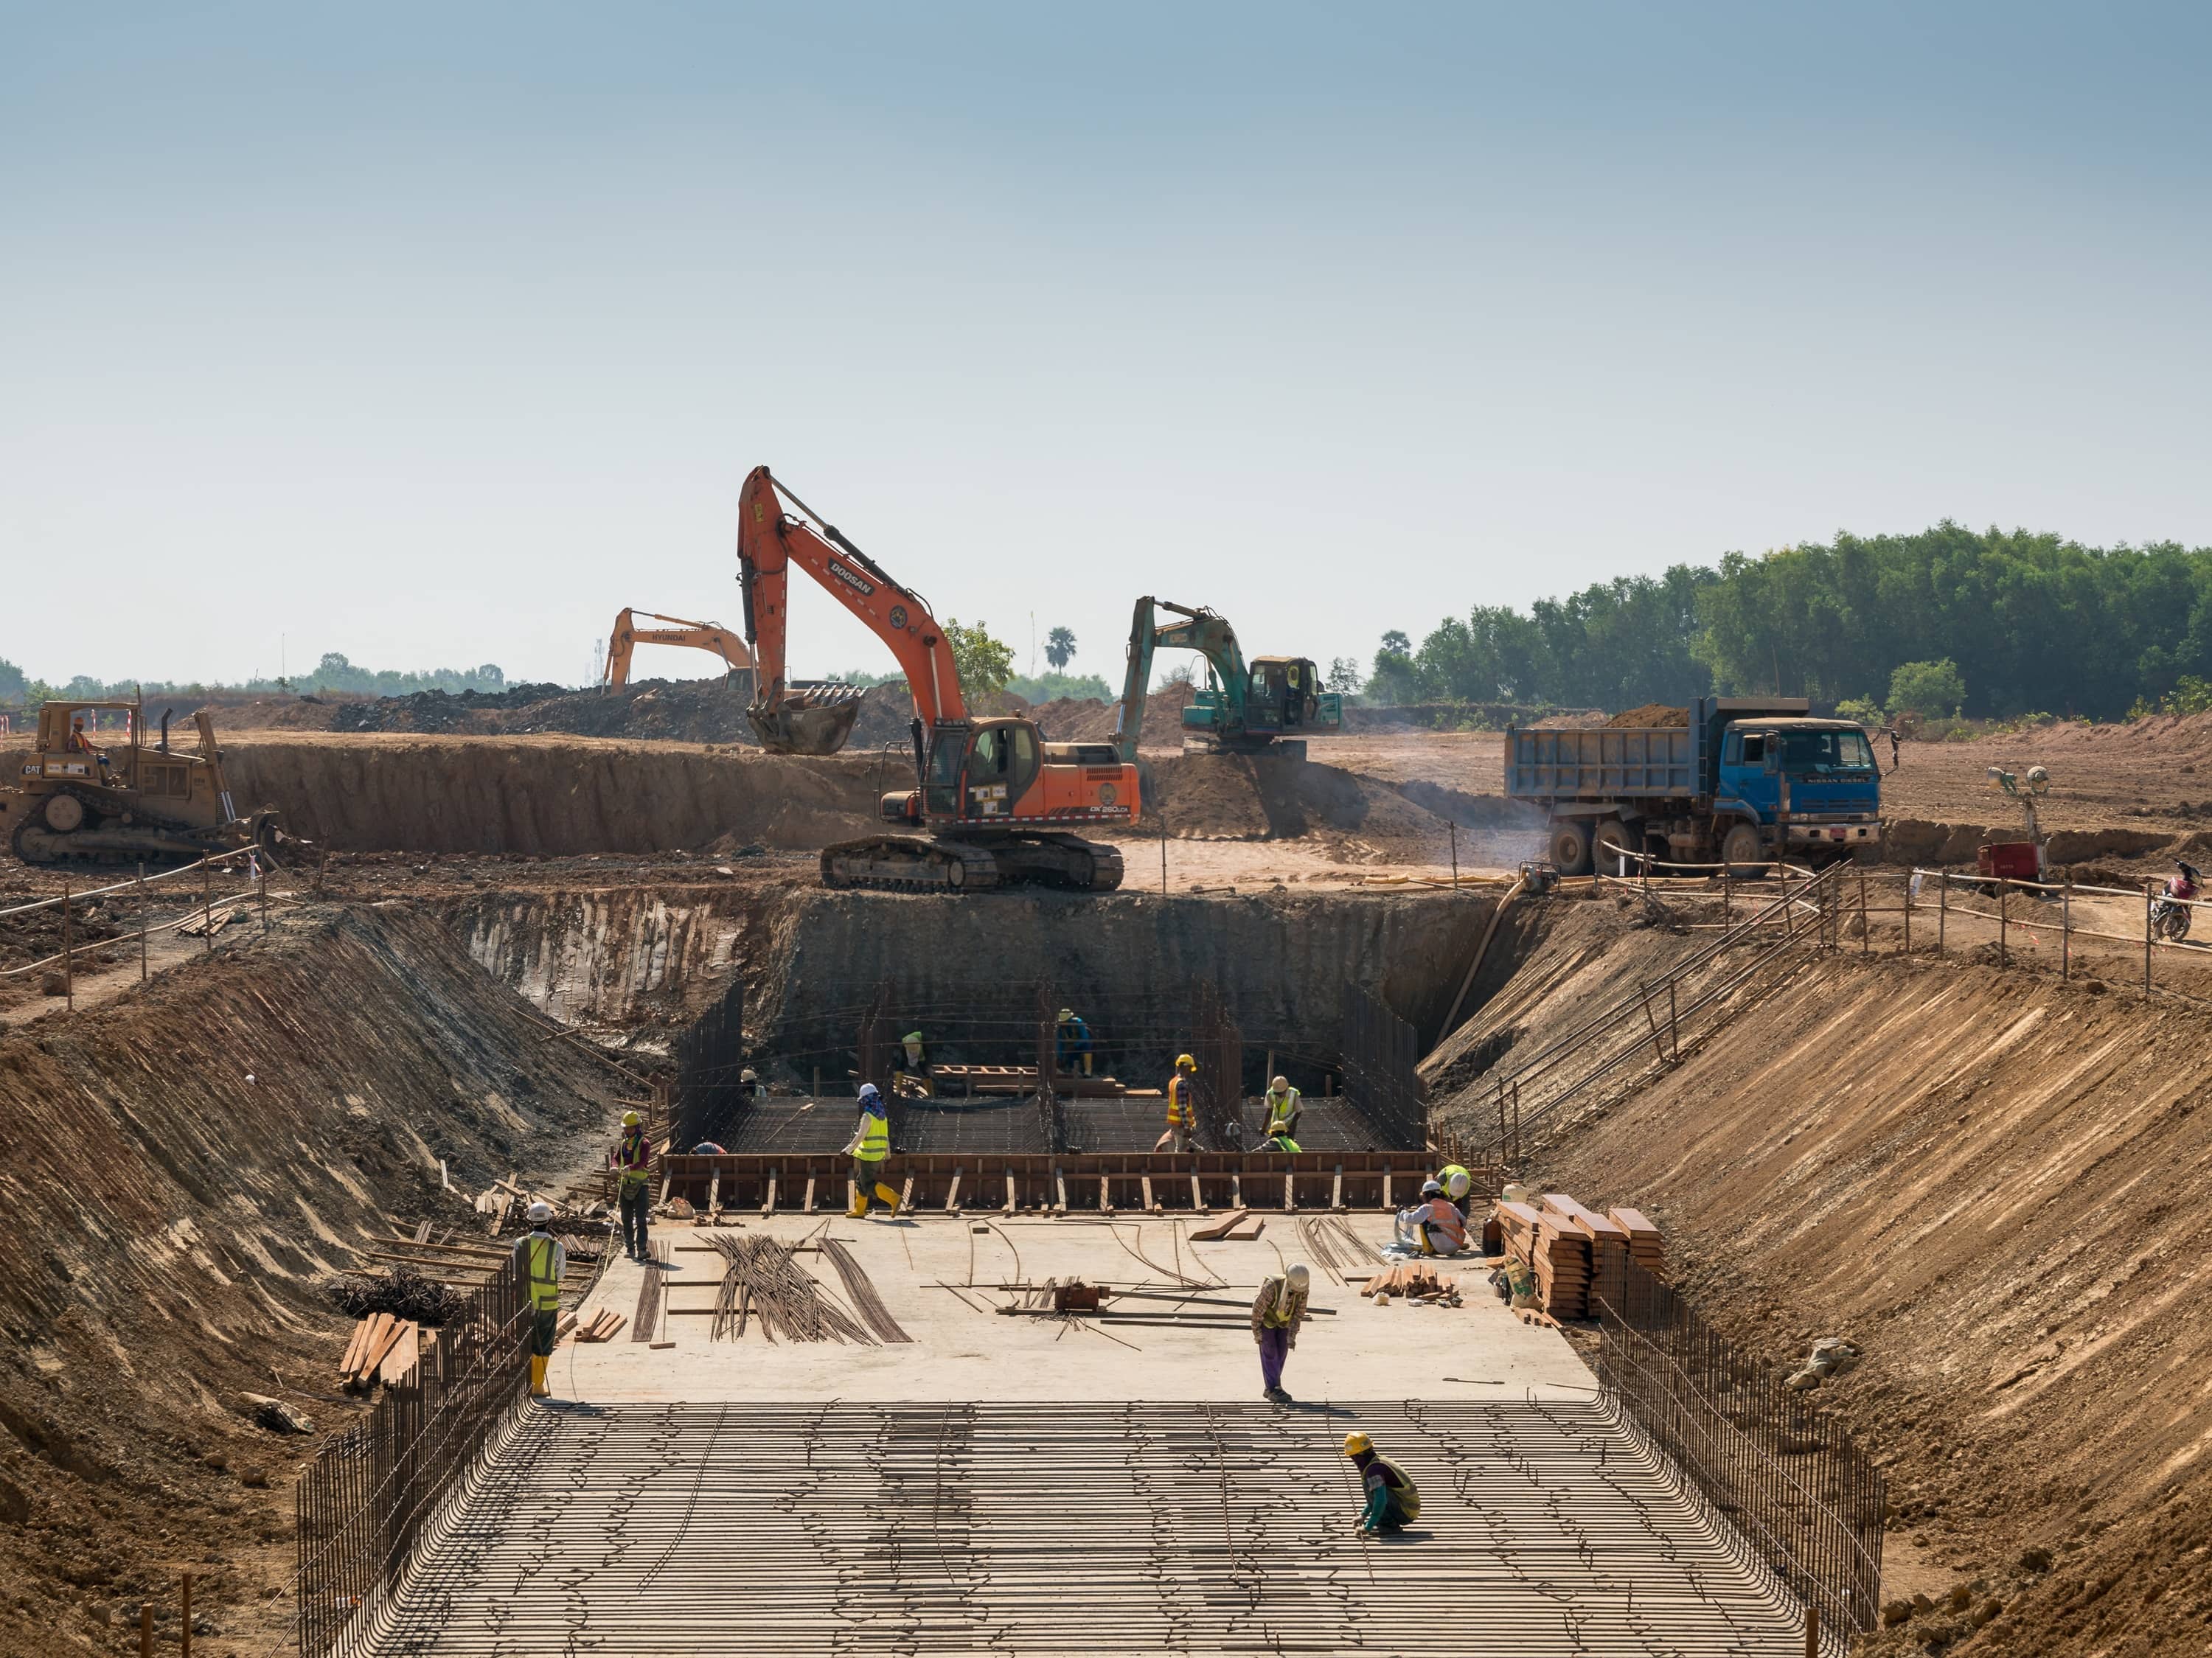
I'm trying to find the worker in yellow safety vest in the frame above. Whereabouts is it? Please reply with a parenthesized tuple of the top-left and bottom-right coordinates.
(843, 1083, 901, 1219)
(613, 1110, 653, 1261)
(1343, 1432, 1422, 1534)
(1263, 1076, 1302, 1141)
(511, 1200, 567, 1399)
(1436, 1163, 1472, 1220)
(1153, 1053, 1199, 1152)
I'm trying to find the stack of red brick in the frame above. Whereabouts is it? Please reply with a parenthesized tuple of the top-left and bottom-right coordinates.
(1495, 1193, 1663, 1320)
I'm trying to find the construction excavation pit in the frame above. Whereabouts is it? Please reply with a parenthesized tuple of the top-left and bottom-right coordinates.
(13, 715, 2212, 1658)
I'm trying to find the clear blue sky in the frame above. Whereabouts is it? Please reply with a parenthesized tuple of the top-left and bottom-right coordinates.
(5, 2, 2209, 690)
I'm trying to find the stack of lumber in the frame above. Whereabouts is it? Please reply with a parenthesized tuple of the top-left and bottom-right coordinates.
(1358, 1261, 1462, 1306)
(566, 1309, 627, 1343)
(1543, 1194, 1631, 1312)
(1607, 1208, 1664, 1276)
(1189, 1208, 1266, 1242)
(338, 1314, 421, 1392)
(1495, 1199, 1590, 1319)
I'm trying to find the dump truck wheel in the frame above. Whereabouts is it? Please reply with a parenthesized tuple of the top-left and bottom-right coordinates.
(1591, 818, 1636, 877)
(1548, 821, 1593, 876)
(1721, 821, 1764, 875)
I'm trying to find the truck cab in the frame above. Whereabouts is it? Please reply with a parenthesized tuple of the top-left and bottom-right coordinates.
(1712, 718, 1882, 860)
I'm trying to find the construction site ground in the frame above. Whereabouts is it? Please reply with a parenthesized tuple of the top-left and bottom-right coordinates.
(10, 700, 2212, 1654)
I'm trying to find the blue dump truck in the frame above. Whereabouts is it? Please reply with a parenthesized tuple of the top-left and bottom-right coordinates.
(1504, 696, 1885, 874)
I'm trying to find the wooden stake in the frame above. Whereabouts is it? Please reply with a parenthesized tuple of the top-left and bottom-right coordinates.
(181, 1572, 192, 1658)
(201, 859, 212, 952)
(61, 877, 72, 1011)
(2061, 879, 2071, 981)
(1450, 821, 1458, 888)
(139, 1604, 153, 1658)
(137, 863, 148, 981)
(2146, 881, 2155, 994)
(1938, 871, 1948, 954)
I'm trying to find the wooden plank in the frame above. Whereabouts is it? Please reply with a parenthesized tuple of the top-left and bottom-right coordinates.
(1189, 1208, 1250, 1242)
(338, 1318, 373, 1379)
(945, 1167, 963, 1213)
(1098, 1174, 1113, 1216)
(411, 1219, 431, 1245)
(1283, 1171, 1295, 1211)
(1054, 1166, 1068, 1215)
(1332, 1165, 1345, 1213)
(354, 1316, 408, 1384)
(1004, 1165, 1017, 1215)
(706, 1169, 721, 1219)
(1230, 1172, 1242, 1209)
(760, 1171, 777, 1216)
(900, 1176, 915, 1213)
(1382, 1166, 1393, 1210)
(802, 1175, 817, 1214)
(1141, 1174, 1156, 1213)
(1190, 1172, 1206, 1213)
(375, 1322, 420, 1387)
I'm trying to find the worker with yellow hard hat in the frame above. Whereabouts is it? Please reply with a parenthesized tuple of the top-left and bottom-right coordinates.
(1056, 1009, 1094, 1077)
(512, 1201, 566, 1400)
(1343, 1432, 1421, 1535)
(1154, 1053, 1200, 1152)
(613, 1109, 654, 1261)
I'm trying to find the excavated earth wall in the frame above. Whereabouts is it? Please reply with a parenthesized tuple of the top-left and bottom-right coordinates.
(1461, 921, 2212, 1657)
(0, 905, 619, 1656)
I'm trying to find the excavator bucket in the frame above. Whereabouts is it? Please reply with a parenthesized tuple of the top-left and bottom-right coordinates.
(748, 682, 864, 756)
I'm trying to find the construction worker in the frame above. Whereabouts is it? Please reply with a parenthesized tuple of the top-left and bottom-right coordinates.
(1263, 1076, 1302, 1141)
(741, 1067, 766, 1100)
(1436, 1163, 1473, 1220)
(1251, 1263, 1310, 1403)
(1256, 1128, 1301, 1154)
(613, 1110, 653, 1261)
(1343, 1433, 1422, 1535)
(842, 1083, 901, 1218)
(1056, 1009, 1093, 1077)
(1394, 1180, 1469, 1255)
(1153, 1053, 1199, 1152)
(900, 1030, 925, 1073)
(512, 1201, 566, 1400)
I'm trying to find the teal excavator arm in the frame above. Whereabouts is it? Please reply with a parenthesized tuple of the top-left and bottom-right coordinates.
(1113, 596, 1248, 762)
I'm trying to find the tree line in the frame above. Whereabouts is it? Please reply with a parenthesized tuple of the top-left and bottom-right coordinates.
(0, 652, 507, 708)
(1344, 523, 2212, 721)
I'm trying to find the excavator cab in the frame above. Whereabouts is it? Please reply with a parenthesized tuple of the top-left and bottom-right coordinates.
(905, 720, 1040, 822)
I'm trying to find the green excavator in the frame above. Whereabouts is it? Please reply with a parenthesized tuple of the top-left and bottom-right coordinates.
(1112, 597, 1343, 762)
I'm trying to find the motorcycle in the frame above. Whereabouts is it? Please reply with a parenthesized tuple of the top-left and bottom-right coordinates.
(2151, 860, 2202, 942)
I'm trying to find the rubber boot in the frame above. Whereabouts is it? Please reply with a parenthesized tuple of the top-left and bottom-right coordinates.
(874, 1183, 900, 1217)
(847, 1194, 870, 1219)
(529, 1356, 551, 1399)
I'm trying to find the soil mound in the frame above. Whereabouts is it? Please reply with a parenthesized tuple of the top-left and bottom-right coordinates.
(1026, 683, 1194, 747)
(1606, 703, 1689, 728)
(0, 903, 619, 1654)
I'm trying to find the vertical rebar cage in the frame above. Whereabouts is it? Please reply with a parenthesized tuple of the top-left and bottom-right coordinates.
(1595, 1262, 1885, 1643)
(295, 1269, 532, 1657)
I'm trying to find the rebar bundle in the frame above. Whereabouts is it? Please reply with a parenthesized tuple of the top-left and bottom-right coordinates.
(1297, 1213, 1378, 1284)
(327, 1268, 467, 1326)
(817, 1237, 912, 1343)
(705, 1234, 874, 1345)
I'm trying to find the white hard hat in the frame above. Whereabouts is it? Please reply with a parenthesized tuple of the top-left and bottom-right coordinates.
(527, 1200, 552, 1224)
(1271, 1076, 1290, 1091)
(1446, 1171, 1470, 1199)
(1286, 1263, 1310, 1286)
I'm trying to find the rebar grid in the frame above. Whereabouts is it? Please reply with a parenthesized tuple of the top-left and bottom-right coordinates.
(355, 1398, 1812, 1656)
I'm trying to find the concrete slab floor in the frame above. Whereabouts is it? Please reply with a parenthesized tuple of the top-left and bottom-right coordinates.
(556, 1213, 1594, 1407)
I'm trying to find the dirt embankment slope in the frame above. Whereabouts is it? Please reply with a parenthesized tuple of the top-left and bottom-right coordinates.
(1506, 939, 2212, 1656)
(0, 905, 620, 1654)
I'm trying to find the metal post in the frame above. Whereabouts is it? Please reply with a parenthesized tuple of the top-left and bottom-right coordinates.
(1938, 872, 1947, 955)
(813, 1065, 822, 1101)
(1161, 810, 1168, 896)
(2061, 879, 2071, 982)
(260, 865, 269, 933)
(316, 846, 329, 898)
(61, 877, 73, 1011)
(1722, 864, 1731, 928)
(1450, 820, 1458, 888)
(138, 863, 148, 982)
(1998, 879, 2008, 967)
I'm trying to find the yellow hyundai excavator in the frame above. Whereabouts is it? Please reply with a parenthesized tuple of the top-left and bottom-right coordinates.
(737, 465, 1138, 891)
(601, 607, 754, 692)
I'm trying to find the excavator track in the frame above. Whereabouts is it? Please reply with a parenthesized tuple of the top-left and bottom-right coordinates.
(819, 832, 1124, 894)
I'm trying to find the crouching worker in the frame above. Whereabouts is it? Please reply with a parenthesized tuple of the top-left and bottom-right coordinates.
(512, 1201, 566, 1400)
(843, 1083, 901, 1219)
(1394, 1180, 1469, 1255)
(1343, 1432, 1421, 1535)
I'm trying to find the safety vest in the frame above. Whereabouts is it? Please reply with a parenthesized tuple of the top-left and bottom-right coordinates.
(1363, 1455, 1422, 1522)
(1267, 1135, 1301, 1153)
(856, 1110, 890, 1161)
(616, 1129, 651, 1190)
(1166, 1075, 1194, 1126)
(1419, 1199, 1467, 1252)
(1438, 1163, 1468, 1191)
(521, 1234, 562, 1312)
(1260, 1281, 1304, 1328)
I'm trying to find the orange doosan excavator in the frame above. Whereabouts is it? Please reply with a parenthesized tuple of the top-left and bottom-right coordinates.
(737, 464, 1138, 892)
(601, 607, 754, 690)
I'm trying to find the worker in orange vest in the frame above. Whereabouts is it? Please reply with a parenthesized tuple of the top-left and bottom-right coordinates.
(1152, 1053, 1199, 1152)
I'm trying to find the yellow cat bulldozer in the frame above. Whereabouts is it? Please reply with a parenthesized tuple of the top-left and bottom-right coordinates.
(2, 700, 289, 868)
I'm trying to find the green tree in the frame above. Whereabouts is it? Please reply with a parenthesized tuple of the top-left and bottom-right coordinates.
(944, 618, 1014, 697)
(1887, 658, 1966, 718)
(1325, 655, 1364, 694)
(1368, 630, 1418, 703)
(1043, 626, 1077, 672)
(0, 658, 26, 703)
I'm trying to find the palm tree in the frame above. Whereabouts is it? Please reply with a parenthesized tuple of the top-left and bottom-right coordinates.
(1044, 626, 1077, 672)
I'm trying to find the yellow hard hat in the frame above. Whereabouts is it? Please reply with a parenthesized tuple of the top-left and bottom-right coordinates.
(622, 1110, 641, 1126)
(1058, 1009, 1075, 1022)
(1342, 1432, 1372, 1457)
(1176, 1053, 1196, 1070)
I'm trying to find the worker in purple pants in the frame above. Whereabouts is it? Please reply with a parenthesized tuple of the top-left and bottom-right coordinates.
(1251, 1264, 1311, 1403)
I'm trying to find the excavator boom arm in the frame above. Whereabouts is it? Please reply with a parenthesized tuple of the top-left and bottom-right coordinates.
(1113, 596, 1249, 762)
(737, 466, 965, 728)
(603, 608, 753, 689)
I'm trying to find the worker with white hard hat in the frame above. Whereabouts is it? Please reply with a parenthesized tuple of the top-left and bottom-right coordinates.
(1394, 1180, 1468, 1255)
(841, 1083, 901, 1219)
(613, 1109, 654, 1261)
(1436, 1163, 1473, 1219)
(741, 1067, 765, 1100)
(1251, 1263, 1312, 1404)
(1262, 1076, 1302, 1142)
(511, 1201, 566, 1399)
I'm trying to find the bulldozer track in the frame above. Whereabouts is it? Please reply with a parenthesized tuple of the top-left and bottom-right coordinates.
(10, 781, 276, 869)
